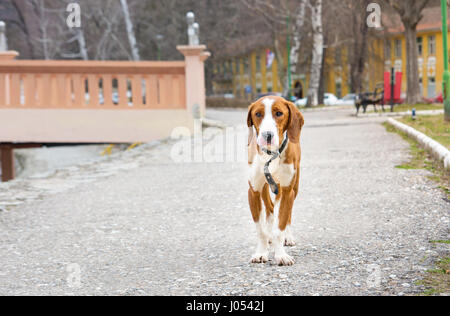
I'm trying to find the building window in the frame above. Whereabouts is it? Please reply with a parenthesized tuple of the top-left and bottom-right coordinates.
(256, 54, 261, 73)
(395, 39, 402, 58)
(385, 40, 391, 60)
(221, 62, 226, 75)
(428, 77, 436, 98)
(417, 37, 423, 56)
(335, 49, 342, 65)
(335, 82, 342, 99)
(244, 57, 249, 74)
(428, 35, 436, 55)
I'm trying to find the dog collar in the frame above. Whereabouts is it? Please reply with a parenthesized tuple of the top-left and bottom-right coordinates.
(262, 133, 289, 195)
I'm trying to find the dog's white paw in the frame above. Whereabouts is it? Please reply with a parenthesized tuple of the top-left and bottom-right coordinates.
(275, 254, 295, 266)
(284, 237, 296, 247)
(250, 253, 269, 264)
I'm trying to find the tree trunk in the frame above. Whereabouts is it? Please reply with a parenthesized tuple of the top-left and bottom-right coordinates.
(76, 28, 89, 60)
(318, 46, 326, 104)
(120, 0, 140, 61)
(387, 0, 430, 104)
(404, 24, 421, 104)
(283, 0, 306, 97)
(273, 35, 287, 95)
(349, 0, 369, 94)
(307, 0, 323, 107)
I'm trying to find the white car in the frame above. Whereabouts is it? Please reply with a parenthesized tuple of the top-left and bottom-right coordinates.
(335, 94, 357, 106)
(324, 93, 339, 106)
(294, 97, 307, 107)
(295, 93, 339, 107)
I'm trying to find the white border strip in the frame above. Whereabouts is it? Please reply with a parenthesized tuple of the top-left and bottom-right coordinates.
(387, 118, 450, 170)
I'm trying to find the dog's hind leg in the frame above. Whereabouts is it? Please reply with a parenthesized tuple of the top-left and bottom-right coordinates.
(284, 169, 299, 247)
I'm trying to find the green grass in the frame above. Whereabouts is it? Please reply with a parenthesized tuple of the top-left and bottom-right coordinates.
(430, 240, 450, 245)
(367, 103, 443, 113)
(391, 103, 443, 113)
(384, 122, 450, 296)
(419, 258, 450, 296)
(398, 115, 450, 150)
(383, 121, 449, 199)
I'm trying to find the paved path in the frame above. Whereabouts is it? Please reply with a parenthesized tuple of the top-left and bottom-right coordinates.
(0, 108, 448, 295)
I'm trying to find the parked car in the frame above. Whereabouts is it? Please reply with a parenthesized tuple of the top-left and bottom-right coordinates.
(295, 97, 307, 107)
(335, 93, 357, 106)
(295, 93, 339, 107)
(324, 93, 339, 106)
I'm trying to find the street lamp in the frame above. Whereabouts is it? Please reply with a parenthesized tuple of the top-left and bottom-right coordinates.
(441, 0, 450, 121)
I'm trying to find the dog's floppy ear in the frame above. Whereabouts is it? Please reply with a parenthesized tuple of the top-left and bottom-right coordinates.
(285, 100, 304, 144)
(247, 103, 256, 146)
(247, 103, 255, 128)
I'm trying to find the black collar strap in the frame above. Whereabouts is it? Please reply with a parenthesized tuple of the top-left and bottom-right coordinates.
(262, 134, 289, 195)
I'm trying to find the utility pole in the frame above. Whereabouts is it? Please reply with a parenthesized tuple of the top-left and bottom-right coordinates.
(441, 0, 450, 121)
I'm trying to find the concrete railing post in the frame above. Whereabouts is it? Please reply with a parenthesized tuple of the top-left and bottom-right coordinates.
(0, 51, 19, 60)
(177, 45, 210, 119)
(0, 21, 19, 112)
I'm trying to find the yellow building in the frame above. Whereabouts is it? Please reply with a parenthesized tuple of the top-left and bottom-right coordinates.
(379, 6, 446, 99)
(212, 6, 447, 100)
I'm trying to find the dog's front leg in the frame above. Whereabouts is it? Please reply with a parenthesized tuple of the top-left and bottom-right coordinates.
(249, 186, 269, 263)
(273, 187, 295, 266)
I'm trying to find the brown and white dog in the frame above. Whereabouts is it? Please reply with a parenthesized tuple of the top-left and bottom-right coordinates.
(247, 96, 304, 266)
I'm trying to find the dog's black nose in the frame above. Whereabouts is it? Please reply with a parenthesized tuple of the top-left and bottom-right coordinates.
(262, 131, 274, 143)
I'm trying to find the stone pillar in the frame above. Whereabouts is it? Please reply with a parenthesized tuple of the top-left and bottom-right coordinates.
(177, 45, 210, 119)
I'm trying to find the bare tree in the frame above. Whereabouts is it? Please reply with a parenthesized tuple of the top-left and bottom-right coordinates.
(349, 0, 371, 94)
(241, 0, 309, 95)
(119, 0, 140, 60)
(306, 0, 323, 107)
(386, 0, 430, 104)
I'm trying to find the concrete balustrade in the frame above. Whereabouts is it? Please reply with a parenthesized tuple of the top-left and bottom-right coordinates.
(0, 46, 209, 181)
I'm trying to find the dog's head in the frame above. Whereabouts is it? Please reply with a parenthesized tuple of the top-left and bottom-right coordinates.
(247, 96, 304, 151)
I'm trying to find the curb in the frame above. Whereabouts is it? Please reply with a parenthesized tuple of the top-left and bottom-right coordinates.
(387, 118, 450, 170)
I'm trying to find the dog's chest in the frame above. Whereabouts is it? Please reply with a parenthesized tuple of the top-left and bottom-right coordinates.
(249, 153, 295, 189)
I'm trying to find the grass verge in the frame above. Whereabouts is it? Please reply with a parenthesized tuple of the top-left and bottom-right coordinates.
(398, 115, 450, 149)
(366, 103, 443, 113)
(384, 121, 449, 296)
(391, 103, 443, 113)
(383, 122, 449, 199)
(415, 256, 450, 296)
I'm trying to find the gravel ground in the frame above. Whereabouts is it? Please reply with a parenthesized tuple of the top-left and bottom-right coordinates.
(0, 108, 448, 296)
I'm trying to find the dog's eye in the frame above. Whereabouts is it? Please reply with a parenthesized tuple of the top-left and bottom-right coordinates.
(255, 112, 262, 118)
(275, 112, 283, 117)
